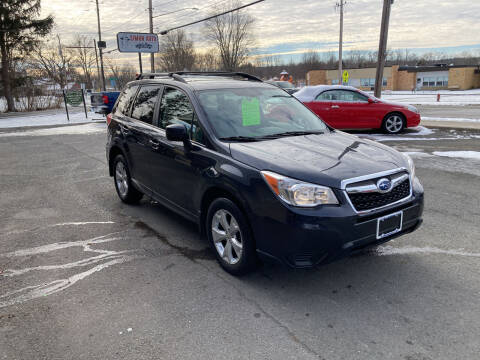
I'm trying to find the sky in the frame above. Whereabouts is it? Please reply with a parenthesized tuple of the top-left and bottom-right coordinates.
(40, 0, 480, 66)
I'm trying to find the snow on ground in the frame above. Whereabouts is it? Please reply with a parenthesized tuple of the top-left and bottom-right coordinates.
(366, 89, 480, 105)
(0, 123, 106, 137)
(432, 151, 480, 160)
(0, 111, 101, 129)
(422, 116, 480, 123)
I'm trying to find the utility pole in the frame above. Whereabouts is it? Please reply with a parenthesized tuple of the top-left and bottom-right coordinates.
(148, 0, 155, 72)
(336, 1, 346, 85)
(374, 0, 393, 98)
(95, 0, 106, 91)
(93, 39, 101, 91)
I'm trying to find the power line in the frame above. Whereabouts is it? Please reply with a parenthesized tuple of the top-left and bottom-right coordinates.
(158, 0, 266, 35)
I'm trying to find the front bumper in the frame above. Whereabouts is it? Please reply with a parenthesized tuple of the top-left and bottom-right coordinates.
(251, 180, 424, 268)
(407, 113, 421, 128)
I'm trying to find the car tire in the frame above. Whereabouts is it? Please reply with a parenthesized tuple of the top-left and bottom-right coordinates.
(113, 154, 143, 204)
(206, 198, 258, 275)
(382, 113, 405, 134)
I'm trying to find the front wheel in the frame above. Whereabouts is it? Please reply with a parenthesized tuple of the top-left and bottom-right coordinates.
(206, 198, 258, 275)
(382, 114, 405, 134)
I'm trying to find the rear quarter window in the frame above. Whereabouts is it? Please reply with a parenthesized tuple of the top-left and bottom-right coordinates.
(114, 86, 138, 116)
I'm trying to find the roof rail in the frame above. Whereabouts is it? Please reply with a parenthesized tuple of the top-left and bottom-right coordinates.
(172, 71, 263, 82)
(136, 73, 171, 80)
(135, 71, 263, 82)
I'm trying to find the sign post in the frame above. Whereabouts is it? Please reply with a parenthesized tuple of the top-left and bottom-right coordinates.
(62, 90, 70, 122)
(342, 70, 349, 85)
(117, 32, 159, 74)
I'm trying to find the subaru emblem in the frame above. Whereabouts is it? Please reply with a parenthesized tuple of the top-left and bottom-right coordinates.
(377, 178, 392, 193)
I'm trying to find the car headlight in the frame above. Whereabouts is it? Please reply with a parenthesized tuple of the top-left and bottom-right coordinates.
(261, 171, 339, 207)
(406, 105, 419, 114)
(403, 154, 416, 180)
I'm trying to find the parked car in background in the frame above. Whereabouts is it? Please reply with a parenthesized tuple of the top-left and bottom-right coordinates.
(90, 91, 120, 115)
(294, 85, 421, 133)
(266, 80, 300, 95)
(106, 72, 423, 275)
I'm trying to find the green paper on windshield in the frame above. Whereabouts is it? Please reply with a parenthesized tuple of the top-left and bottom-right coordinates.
(241, 98, 261, 126)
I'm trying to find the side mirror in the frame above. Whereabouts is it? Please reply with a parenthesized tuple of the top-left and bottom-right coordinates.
(166, 123, 188, 142)
(367, 98, 375, 104)
(166, 123, 191, 150)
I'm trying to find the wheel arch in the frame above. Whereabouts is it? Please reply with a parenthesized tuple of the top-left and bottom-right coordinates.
(199, 186, 251, 237)
(108, 145, 125, 176)
(383, 111, 406, 124)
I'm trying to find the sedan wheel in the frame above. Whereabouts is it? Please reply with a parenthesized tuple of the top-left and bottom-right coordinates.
(383, 114, 405, 134)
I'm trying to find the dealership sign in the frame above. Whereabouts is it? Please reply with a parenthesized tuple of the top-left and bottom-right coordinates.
(116, 32, 159, 53)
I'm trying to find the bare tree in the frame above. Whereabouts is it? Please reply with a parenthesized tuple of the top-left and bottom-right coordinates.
(30, 35, 75, 89)
(104, 58, 136, 90)
(204, 0, 255, 71)
(70, 35, 96, 89)
(157, 30, 196, 72)
(194, 50, 219, 71)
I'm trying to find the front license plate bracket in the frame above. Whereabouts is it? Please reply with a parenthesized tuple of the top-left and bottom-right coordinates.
(376, 211, 403, 239)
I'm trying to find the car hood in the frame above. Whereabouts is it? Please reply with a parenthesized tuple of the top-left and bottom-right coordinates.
(229, 131, 407, 188)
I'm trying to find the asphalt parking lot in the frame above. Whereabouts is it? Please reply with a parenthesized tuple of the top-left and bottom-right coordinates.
(1, 123, 479, 360)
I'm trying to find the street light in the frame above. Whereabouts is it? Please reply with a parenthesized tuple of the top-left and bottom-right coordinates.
(153, 7, 199, 19)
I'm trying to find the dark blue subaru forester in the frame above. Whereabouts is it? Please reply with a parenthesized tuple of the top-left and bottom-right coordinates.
(106, 72, 424, 275)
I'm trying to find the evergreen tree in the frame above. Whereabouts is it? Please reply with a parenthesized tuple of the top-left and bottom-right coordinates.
(0, 0, 53, 112)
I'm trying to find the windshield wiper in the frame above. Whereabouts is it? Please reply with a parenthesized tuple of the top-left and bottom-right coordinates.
(219, 136, 261, 142)
(262, 130, 325, 138)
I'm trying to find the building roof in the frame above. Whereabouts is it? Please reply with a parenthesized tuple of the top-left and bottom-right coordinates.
(398, 64, 480, 72)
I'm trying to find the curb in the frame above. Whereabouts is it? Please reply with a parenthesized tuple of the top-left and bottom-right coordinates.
(420, 120, 480, 131)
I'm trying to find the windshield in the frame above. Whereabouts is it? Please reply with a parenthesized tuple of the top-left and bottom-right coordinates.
(197, 87, 329, 140)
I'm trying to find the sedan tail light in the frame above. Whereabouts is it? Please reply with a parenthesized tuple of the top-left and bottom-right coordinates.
(102, 95, 109, 104)
(106, 113, 112, 125)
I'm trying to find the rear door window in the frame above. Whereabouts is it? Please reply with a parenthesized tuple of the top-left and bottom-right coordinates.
(114, 85, 138, 116)
(131, 85, 161, 124)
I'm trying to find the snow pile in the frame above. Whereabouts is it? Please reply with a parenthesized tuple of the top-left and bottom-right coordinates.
(368, 89, 480, 105)
(0, 111, 100, 129)
(422, 117, 480, 123)
(0, 123, 106, 137)
(432, 151, 480, 160)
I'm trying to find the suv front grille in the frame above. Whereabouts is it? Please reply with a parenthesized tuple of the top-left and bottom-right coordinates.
(347, 177, 411, 212)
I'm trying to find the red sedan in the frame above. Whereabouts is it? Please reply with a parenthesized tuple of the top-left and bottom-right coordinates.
(294, 85, 421, 134)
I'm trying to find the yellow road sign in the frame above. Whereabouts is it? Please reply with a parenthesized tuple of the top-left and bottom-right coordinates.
(342, 70, 349, 84)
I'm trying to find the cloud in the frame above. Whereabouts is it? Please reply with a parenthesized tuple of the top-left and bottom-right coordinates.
(40, 0, 480, 65)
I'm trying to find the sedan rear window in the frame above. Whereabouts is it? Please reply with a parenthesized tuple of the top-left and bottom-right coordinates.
(197, 87, 328, 140)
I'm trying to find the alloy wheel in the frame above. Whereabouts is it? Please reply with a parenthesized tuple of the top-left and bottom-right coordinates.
(385, 115, 404, 133)
(211, 209, 243, 265)
(115, 161, 129, 197)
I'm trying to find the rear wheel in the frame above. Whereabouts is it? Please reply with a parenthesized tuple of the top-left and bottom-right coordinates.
(382, 113, 405, 134)
(206, 198, 258, 275)
(113, 154, 143, 204)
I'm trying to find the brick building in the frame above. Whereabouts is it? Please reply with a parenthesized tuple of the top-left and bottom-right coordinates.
(306, 64, 480, 91)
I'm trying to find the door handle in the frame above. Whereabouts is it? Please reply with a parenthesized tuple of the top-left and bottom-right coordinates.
(331, 105, 340, 108)
(149, 139, 160, 149)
